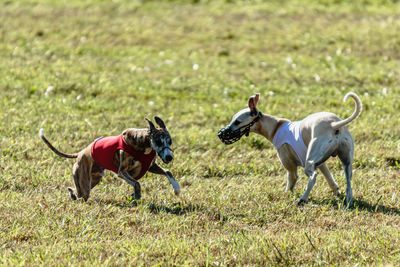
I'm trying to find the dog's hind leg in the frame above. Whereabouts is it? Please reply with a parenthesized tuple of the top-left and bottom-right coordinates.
(69, 155, 92, 201)
(90, 163, 105, 189)
(68, 162, 80, 200)
(90, 173, 103, 189)
(318, 163, 340, 196)
(299, 137, 336, 205)
(298, 172, 318, 206)
(338, 150, 354, 207)
(343, 163, 353, 207)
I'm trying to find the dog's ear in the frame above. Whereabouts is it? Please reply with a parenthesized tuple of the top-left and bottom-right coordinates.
(248, 93, 260, 115)
(145, 118, 156, 132)
(254, 93, 260, 106)
(154, 116, 166, 129)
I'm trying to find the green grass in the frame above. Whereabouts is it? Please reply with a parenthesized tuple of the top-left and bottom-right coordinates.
(1, 0, 400, 265)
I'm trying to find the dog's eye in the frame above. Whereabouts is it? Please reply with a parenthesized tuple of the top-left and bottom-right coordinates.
(233, 120, 241, 126)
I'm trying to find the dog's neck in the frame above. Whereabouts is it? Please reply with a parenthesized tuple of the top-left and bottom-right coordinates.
(251, 113, 289, 142)
(122, 128, 153, 154)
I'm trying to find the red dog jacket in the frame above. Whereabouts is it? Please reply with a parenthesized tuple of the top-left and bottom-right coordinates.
(91, 134, 156, 180)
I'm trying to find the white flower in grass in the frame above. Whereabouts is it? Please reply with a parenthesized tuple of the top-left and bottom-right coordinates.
(148, 101, 154, 105)
(84, 119, 92, 127)
(171, 78, 179, 84)
(326, 56, 332, 61)
(286, 57, 293, 63)
(12, 47, 19, 56)
(314, 74, 321, 82)
(76, 94, 82, 100)
(336, 49, 342, 55)
(45, 86, 54, 97)
(130, 66, 137, 72)
(192, 64, 199, 70)
(382, 88, 387, 95)
(268, 91, 274, 96)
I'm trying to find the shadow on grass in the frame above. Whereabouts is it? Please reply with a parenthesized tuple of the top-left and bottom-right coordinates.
(93, 199, 203, 215)
(146, 202, 203, 215)
(312, 195, 400, 215)
(90, 198, 139, 208)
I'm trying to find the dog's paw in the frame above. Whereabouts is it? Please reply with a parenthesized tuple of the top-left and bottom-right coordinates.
(345, 198, 354, 209)
(297, 199, 307, 206)
(172, 181, 181, 196)
(68, 187, 77, 200)
(332, 187, 341, 196)
(174, 188, 180, 196)
(132, 192, 141, 200)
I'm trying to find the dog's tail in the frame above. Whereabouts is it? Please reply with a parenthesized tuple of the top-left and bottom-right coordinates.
(331, 92, 362, 130)
(39, 129, 78, 159)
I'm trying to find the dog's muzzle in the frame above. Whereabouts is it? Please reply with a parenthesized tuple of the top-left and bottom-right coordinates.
(158, 146, 173, 163)
(218, 112, 262, 145)
(218, 126, 247, 145)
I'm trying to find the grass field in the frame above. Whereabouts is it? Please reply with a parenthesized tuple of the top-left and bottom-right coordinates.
(1, 0, 400, 265)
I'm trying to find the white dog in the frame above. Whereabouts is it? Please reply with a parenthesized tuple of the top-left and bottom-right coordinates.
(218, 92, 362, 206)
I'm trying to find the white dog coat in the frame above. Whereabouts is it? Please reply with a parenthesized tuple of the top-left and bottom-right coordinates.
(272, 121, 308, 166)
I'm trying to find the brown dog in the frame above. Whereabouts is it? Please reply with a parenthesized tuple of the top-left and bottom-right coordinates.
(40, 116, 180, 201)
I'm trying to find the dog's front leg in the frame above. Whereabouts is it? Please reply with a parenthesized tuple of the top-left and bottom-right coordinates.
(286, 170, 298, 192)
(118, 170, 141, 200)
(117, 150, 141, 200)
(148, 162, 180, 195)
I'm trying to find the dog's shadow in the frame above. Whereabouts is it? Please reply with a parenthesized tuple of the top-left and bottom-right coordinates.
(146, 202, 203, 215)
(94, 199, 203, 215)
(312, 196, 400, 215)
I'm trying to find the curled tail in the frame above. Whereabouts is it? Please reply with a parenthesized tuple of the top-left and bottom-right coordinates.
(331, 92, 362, 130)
(39, 129, 78, 159)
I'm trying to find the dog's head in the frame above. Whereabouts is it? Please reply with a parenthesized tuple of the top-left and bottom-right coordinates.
(218, 93, 262, 145)
(146, 116, 174, 164)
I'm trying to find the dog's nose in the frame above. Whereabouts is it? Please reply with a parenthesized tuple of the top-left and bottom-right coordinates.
(165, 155, 173, 162)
